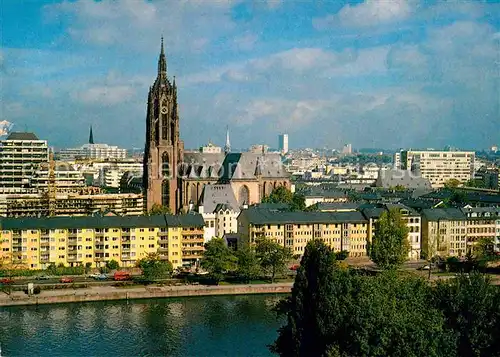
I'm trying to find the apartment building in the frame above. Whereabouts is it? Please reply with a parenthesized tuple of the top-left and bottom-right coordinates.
(0, 132, 49, 194)
(30, 163, 86, 193)
(398, 150, 475, 188)
(421, 209, 467, 258)
(0, 214, 205, 270)
(59, 143, 127, 161)
(0, 193, 144, 217)
(462, 207, 500, 252)
(238, 208, 369, 258)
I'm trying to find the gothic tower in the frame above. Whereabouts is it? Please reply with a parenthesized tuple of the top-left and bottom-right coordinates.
(143, 38, 184, 213)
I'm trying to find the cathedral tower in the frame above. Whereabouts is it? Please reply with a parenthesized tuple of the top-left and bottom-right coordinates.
(143, 38, 184, 213)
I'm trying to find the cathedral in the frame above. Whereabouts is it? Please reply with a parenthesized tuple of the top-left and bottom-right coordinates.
(143, 40, 290, 213)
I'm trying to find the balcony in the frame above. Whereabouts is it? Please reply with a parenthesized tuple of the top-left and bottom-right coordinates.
(121, 254, 132, 260)
(67, 255, 79, 262)
(121, 247, 131, 252)
(94, 248, 105, 253)
(94, 257, 106, 262)
(40, 256, 50, 262)
(121, 237, 131, 243)
(158, 247, 169, 253)
(158, 239, 169, 244)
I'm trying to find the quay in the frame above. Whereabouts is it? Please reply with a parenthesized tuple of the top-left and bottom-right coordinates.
(0, 283, 293, 307)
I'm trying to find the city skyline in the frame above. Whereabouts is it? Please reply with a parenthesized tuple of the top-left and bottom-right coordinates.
(1, 1, 499, 150)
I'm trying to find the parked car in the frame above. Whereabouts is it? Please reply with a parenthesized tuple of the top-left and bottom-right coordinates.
(0, 278, 14, 284)
(94, 274, 108, 281)
(35, 275, 50, 280)
(60, 277, 74, 283)
(417, 265, 431, 271)
(88, 273, 100, 279)
(113, 271, 131, 281)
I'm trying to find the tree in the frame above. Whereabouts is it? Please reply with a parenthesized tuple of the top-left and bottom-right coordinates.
(334, 250, 349, 261)
(201, 238, 237, 284)
(272, 240, 454, 356)
(148, 203, 171, 215)
(255, 238, 292, 283)
(369, 208, 410, 270)
(444, 179, 461, 189)
(465, 178, 485, 189)
(235, 246, 261, 283)
(271, 240, 339, 356)
(433, 272, 500, 356)
(137, 253, 173, 281)
(262, 186, 306, 212)
(263, 186, 293, 204)
(106, 259, 119, 270)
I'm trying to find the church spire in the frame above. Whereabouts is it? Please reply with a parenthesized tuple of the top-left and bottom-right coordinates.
(224, 125, 231, 154)
(158, 36, 167, 76)
(89, 125, 94, 144)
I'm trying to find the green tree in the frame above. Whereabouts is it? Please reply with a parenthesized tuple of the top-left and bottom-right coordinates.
(272, 240, 454, 356)
(465, 178, 485, 189)
(137, 253, 173, 281)
(263, 186, 293, 204)
(262, 186, 306, 211)
(369, 208, 410, 270)
(444, 179, 461, 189)
(148, 203, 171, 215)
(235, 246, 261, 283)
(255, 238, 292, 283)
(271, 240, 339, 356)
(334, 250, 349, 260)
(201, 238, 237, 284)
(106, 259, 119, 270)
(433, 272, 500, 356)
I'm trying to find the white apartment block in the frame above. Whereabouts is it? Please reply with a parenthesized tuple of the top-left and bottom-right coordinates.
(0, 132, 49, 194)
(399, 150, 475, 188)
(59, 143, 127, 160)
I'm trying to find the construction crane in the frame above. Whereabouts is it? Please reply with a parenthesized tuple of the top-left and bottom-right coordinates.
(47, 150, 56, 217)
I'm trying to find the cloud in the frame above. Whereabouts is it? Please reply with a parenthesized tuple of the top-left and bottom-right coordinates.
(314, 0, 414, 29)
(233, 33, 258, 51)
(44, 0, 237, 53)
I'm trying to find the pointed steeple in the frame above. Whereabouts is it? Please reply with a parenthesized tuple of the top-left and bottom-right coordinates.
(224, 125, 231, 154)
(89, 125, 94, 144)
(158, 36, 167, 76)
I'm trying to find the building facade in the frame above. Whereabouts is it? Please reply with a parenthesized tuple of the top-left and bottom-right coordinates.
(399, 150, 475, 188)
(0, 214, 204, 270)
(0, 132, 49, 194)
(238, 208, 369, 258)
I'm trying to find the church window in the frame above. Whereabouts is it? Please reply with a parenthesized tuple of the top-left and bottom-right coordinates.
(161, 152, 170, 178)
(161, 180, 170, 207)
(171, 122, 175, 145)
(238, 185, 250, 205)
(162, 114, 168, 140)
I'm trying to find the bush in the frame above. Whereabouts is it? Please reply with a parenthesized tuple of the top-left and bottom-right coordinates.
(106, 260, 119, 270)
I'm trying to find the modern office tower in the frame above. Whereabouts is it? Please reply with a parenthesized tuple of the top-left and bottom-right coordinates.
(0, 132, 49, 194)
(278, 134, 289, 154)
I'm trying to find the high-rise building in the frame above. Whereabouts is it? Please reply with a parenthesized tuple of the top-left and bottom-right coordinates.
(143, 38, 184, 213)
(342, 143, 352, 154)
(399, 149, 475, 188)
(0, 132, 49, 194)
(278, 134, 288, 154)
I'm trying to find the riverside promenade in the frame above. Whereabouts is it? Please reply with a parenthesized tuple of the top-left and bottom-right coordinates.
(0, 283, 293, 307)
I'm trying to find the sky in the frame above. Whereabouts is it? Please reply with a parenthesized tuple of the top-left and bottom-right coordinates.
(0, 0, 499, 151)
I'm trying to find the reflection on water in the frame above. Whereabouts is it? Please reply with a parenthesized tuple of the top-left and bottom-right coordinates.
(0, 294, 285, 357)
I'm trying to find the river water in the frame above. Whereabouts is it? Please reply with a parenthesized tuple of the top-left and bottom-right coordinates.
(0, 294, 285, 357)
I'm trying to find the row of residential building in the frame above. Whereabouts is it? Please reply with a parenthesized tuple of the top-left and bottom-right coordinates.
(1, 205, 498, 271)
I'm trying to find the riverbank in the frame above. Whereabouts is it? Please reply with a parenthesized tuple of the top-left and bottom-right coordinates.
(0, 282, 293, 307)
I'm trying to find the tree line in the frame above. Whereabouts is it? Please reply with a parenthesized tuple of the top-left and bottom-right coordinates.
(272, 239, 500, 357)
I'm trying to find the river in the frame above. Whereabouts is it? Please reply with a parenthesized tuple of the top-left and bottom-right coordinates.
(0, 294, 285, 357)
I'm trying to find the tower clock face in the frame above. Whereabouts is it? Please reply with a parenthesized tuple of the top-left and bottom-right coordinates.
(161, 107, 167, 114)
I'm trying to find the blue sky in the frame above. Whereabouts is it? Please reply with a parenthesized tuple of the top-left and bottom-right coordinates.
(1, 0, 499, 150)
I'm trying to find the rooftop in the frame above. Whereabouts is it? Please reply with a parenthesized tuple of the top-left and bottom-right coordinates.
(242, 208, 367, 225)
(5, 132, 40, 141)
